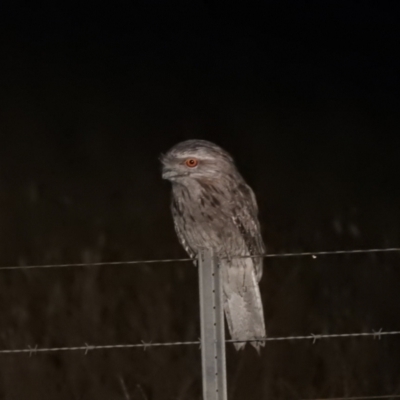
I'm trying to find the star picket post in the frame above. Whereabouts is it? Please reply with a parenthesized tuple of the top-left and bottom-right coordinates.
(198, 249, 228, 400)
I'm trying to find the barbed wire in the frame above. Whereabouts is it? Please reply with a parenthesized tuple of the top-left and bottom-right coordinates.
(1, 329, 399, 356)
(221, 247, 400, 261)
(0, 340, 201, 355)
(262, 247, 400, 259)
(0, 257, 192, 271)
(227, 329, 400, 344)
(0, 247, 399, 272)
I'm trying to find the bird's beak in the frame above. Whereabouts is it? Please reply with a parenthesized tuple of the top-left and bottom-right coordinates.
(162, 168, 181, 180)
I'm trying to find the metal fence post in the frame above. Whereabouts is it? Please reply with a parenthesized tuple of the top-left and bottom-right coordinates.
(198, 249, 228, 400)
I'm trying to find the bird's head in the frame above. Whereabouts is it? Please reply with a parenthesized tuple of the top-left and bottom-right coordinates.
(161, 140, 237, 183)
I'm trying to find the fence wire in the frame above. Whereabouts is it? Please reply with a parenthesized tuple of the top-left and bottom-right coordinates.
(1, 329, 399, 356)
(0, 247, 399, 271)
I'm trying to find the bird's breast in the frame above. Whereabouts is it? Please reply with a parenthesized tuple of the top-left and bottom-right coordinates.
(171, 186, 243, 254)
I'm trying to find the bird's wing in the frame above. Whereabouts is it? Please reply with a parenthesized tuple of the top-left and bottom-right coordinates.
(171, 198, 197, 260)
(231, 182, 265, 281)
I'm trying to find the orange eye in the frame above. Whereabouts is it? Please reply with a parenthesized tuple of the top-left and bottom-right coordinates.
(185, 158, 198, 168)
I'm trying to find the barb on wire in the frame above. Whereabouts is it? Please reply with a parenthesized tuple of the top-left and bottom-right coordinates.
(373, 328, 383, 340)
(1, 330, 399, 356)
(141, 340, 152, 351)
(0, 248, 399, 272)
(84, 343, 94, 355)
(311, 333, 321, 344)
(28, 344, 38, 357)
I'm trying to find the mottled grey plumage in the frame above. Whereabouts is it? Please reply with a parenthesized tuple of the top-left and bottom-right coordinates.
(161, 139, 266, 351)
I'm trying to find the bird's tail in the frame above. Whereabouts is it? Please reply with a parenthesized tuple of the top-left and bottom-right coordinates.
(221, 259, 266, 352)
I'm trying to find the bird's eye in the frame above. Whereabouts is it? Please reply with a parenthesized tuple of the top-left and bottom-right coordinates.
(185, 158, 198, 168)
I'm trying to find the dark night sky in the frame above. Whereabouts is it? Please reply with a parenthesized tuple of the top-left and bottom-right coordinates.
(1, 1, 399, 143)
(1, 1, 398, 96)
(1, 1, 399, 185)
(1, 2, 399, 81)
(1, 1, 399, 101)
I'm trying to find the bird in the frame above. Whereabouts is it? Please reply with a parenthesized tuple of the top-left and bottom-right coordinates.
(161, 139, 266, 351)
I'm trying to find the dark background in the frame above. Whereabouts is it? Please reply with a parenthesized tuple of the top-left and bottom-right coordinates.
(0, 1, 400, 399)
